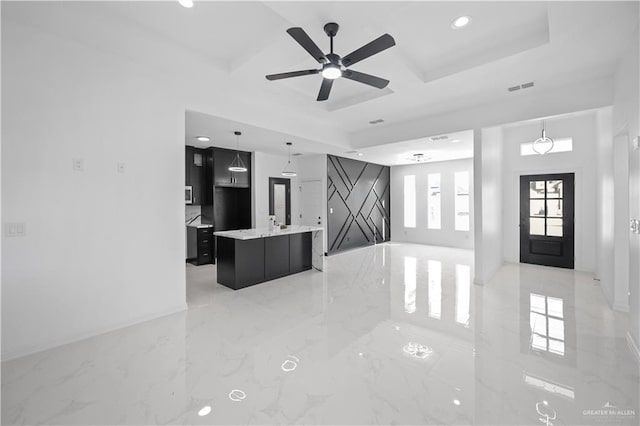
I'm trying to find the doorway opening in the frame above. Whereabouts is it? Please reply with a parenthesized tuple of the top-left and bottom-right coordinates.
(269, 177, 291, 226)
(520, 173, 575, 269)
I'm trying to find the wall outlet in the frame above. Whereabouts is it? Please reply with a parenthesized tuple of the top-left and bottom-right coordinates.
(72, 158, 84, 171)
(117, 162, 126, 173)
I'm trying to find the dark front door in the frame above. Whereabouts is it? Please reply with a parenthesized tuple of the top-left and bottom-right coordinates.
(520, 173, 575, 269)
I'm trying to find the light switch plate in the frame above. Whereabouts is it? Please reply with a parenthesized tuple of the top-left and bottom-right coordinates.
(72, 158, 84, 171)
(633, 137, 639, 151)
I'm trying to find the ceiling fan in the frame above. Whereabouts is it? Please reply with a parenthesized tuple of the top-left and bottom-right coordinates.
(266, 22, 396, 101)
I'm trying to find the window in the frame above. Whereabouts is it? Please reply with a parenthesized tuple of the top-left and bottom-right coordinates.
(404, 175, 416, 228)
(404, 257, 416, 314)
(530, 293, 565, 356)
(427, 174, 441, 229)
(454, 171, 470, 231)
(455, 264, 471, 326)
(529, 180, 564, 237)
(428, 260, 441, 319)
(520, 137, 573, 156)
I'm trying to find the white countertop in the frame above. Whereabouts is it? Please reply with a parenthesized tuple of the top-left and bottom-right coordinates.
(214, 225, 323, 240)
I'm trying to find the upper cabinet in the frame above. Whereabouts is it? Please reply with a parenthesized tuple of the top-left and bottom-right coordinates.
(213, 148, 251, 188)
(186, 146, 213, 205)
(186, 146, 252, 205)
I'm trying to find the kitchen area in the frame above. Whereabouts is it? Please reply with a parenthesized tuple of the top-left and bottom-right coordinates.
(185, 111, 327, 302)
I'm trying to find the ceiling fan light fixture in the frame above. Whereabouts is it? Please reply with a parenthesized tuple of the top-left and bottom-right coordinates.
(322, 64, 342, 80)
(451, 15, 472, 29)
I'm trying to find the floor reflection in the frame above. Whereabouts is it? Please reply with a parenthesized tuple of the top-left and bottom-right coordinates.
(1, 244, 637, 425)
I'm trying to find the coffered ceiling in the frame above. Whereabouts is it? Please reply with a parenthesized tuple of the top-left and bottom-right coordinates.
(4, 1, 638, 154)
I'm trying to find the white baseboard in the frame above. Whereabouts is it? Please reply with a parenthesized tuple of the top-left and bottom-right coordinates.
(613, 301, 630, 312)
(1, 303, 187, 362)
(626, 331, 640, 364)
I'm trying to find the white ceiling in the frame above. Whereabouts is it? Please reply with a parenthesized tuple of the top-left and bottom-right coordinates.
(5, 1, 638, 156)
(187, 110, 473, 166)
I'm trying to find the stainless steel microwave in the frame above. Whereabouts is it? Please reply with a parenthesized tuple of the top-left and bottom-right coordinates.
(185, 186, 193, 204)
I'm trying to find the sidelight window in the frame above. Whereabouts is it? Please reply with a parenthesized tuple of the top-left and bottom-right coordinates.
(529, 180, 564, 237)
(427, 174, 441, 229)
(404, 175, 416, 228)
(454, 172, 470, 231)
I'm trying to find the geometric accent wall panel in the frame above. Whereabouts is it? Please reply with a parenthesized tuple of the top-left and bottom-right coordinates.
(327, 155, 390, 254)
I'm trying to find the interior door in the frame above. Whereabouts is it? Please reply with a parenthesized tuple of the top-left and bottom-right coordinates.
(520, 173, 575, 269)
(301, 180, 322, 226)
(269, 177, 291, 225)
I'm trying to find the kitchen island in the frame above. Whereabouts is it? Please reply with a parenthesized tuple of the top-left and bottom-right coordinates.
(214, 225, 323, 290)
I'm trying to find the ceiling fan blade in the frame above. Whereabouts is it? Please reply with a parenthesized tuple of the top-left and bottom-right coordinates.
(286, 27, 327, 63)
(317, 78, 334, 101)
(342, 70, 389, 89)
(341, 34, 396, 67)
(266, 69, 319, 81)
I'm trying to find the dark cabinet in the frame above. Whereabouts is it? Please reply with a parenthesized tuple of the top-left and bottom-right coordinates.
(187, 226, 214, 265)
(214, 148, 251, 188)
(216, 232, 312, 290)
(186, 146, 209, 205)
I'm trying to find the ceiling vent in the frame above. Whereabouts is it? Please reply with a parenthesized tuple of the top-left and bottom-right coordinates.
(508, 81, 534, 92)
(369, 119, 385, 125)
(430, 135, 449, 141)
(344, 150, 359, 154)
(292, 153, 303, 157)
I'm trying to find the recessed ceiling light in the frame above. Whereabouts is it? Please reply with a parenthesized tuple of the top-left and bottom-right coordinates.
(453, 399, 461, 406)
(450, 139, 461, 143)
(357, 152, 364, 156)
(198, 406, 212, 416)
(195, 136, 210, 142)
(451, 16, 472, 29)
(178, 0, 194, 8)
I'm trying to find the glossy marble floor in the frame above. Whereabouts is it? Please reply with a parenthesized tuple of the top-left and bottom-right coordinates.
(2, 243, 638, 425)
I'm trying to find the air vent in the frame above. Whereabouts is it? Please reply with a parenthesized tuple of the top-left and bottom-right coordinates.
(430, 135, 449, 141)
(292, 153, 303, 157)
(344, 150, 358, 154)
(368, 119, 385, 125)
(508, 81, 534, 92)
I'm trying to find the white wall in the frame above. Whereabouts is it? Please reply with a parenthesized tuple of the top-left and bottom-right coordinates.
(595, 108, 615, 305)
(611, 28, 640, 351)
(2, 21, 187, 359)
(296, 154, 328, 253)
(473, 127, 504, 285)
(390, 158, 474, 249)
(501, 114, 598, 273)
(252, 152, 300, 230)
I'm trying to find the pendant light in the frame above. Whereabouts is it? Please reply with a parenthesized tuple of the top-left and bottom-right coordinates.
(228, 131, 247, 172)
(532, 121, 554, 155)
(281, 142, 297, 177)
